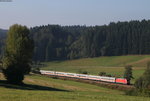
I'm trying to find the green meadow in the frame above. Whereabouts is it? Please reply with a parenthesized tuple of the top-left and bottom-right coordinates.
(1, 55, 150, 101)
(42, 55, 150, 83)
(0, 74, 150, 101)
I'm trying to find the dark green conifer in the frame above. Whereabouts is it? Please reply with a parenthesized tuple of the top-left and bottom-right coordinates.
(124, 65, 133, 85)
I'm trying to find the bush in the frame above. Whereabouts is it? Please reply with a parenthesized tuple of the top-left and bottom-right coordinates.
(78, 69, 88, 74)
(106, 74, 112, 77)
(99, 72, 106, 76)
(134, 76, 143, 89)
(130, 61, 150, 97)
(31, 67, 40, 74)
(98, 72, 113, 77)
(135, 61, 150, 89)
(82, 71, 88, 74)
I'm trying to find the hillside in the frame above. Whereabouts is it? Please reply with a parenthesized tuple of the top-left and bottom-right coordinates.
(44, 55, 150, 67)
(0, 73, 150, 101)
(0, 29, 7, 57)
(1, 20, 150, 62)
(31, 20, 150, 61)
(41, 55, 150, 82)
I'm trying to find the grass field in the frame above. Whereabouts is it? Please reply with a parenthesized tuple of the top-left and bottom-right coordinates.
(0, 74, 150, 101)
(1, 55, 150, 101)
(41, 55, 150, 83)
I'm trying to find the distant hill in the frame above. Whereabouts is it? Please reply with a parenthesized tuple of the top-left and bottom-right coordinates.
(31, 20, 150, 61)
(1, 19, 150, 61)
(0, 29, 7, 37)
(0, 29, 7, 58)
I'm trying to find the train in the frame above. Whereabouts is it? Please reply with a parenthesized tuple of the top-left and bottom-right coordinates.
(40, 70, 127, 84)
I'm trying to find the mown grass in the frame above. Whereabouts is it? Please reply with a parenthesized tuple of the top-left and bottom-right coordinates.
(0, 55, 149, 101)
(41, 55, 150, 83)
(44, 55, 150, 67)
(0, 74, 150, 101)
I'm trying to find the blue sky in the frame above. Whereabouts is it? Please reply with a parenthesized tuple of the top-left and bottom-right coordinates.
(0, 0, 150, 29)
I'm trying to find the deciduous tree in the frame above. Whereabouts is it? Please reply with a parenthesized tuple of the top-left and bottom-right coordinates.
(2, 24, 34, 84)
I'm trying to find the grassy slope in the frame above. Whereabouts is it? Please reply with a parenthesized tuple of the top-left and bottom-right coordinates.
(0, 74, 150, 101)
(42, 55, 150, 82)
(1, 55, 149, 101)
(44, 55, 150, 67)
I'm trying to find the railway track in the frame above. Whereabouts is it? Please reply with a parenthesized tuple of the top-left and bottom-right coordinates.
(41, 74, 134, 91)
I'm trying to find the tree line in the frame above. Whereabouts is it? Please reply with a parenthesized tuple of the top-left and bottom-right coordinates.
(1, 19, 150, 61)
(0, 29, 7, 59)
(31, 19, 150, 61)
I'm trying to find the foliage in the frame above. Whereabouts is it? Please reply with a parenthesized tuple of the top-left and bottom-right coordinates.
(82, 71, 88, 74)
(127, 61, 150, 96)
(99, 72, 106, 76)
(98, 72, 113, 77)
(135, 61, 150, 89)
(78, 70, 88, 74)
(2, 24, 34, 84)
(124, 65, 133, 85)
(31, 67, 40, 74)
(106, 74, 113, 77)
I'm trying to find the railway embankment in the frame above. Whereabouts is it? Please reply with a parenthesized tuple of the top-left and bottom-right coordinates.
(42, 74, 135, 91)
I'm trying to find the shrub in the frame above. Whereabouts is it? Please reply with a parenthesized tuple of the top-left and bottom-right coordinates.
(130, 61, 150, 97)
(106, 74, 112, 77)
(98, 72, 106, 76)
(82, 71, 88, 74)
(135, 61, 150, 89)
(31, 67, 40, 74)
(78, 69, 88, 74)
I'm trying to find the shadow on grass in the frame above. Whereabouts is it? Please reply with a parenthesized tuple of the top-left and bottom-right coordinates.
(0, 80, 69, 92)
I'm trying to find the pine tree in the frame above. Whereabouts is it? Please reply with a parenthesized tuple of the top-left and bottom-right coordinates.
(2, 24, 34, 84)
(124, 65, 133, 85)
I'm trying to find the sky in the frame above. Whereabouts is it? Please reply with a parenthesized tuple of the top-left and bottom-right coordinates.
(0, 0, 150, 29)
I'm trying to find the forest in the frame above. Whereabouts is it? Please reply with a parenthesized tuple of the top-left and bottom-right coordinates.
(0, 19, 150, 61)
(0, 29, 6, 59)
